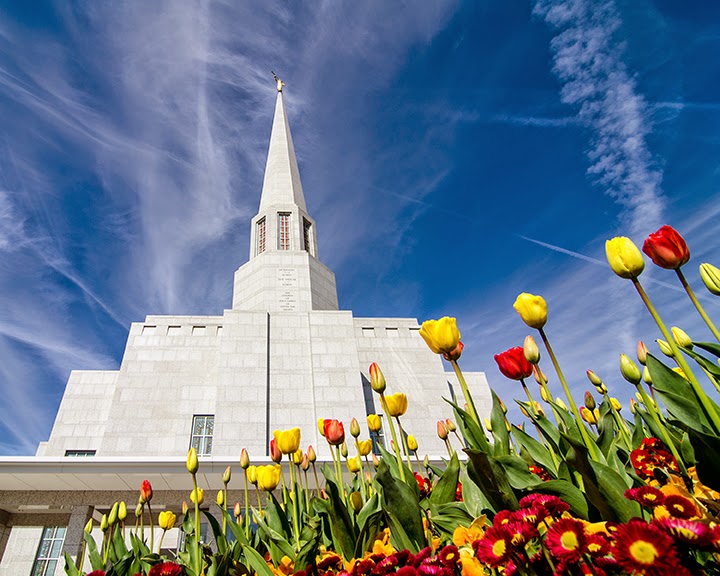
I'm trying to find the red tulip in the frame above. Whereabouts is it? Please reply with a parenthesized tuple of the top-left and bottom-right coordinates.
(642, 225, 690, 269)
(269, 439, 282, 463)
(494, 347, 533, 380)
(139, 480, 153, 503)
(323, 419, 345, 446)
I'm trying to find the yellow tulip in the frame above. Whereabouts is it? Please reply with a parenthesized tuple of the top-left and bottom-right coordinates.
(186, 447, 199, 474)
(367, 414, 381, 433)
(273, 428, 301, 454)
(358, 439, 373, 456)
(407, 435, 418, 452)
(580, 406, 598, 425)
(256, 464, 281, 492)
(656, 339, 674, 357)
(610, 397, 622, 411)
(605, 237, 645, 279)
(216, 490, 225, 506)
(513, 293, 548, 330)
(384, 393, 408, 417)
(350, 418, 361, 438)
(347, 456, 361, 474)
(700, 263, 720, 296)
(671, 326, 693, 349)
(419, 317, 461, 355)
(318, 419, 326, 436)
(240, 448, 250, 469)
(190, 487, 204, 505)
(158, 510, 176, 531)
(369, 363, 386, 393)
(672, 367, 689, 381)
(246, 465, 258, 485)
(118, 501, 127, 522)
(292, 448, 303, 465)
(307, 445, 317, 463)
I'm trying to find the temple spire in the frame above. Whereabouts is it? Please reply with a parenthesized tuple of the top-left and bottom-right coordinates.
(258, 79, 307, 213)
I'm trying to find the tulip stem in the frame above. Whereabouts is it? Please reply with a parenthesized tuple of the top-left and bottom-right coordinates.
(380, 393, 407, 482)
(449, 360, 480, 425)
(396, 417, 414, 471)
(222, 483, 228, 537)
(244, 472, 250, 539)
(538, 328, 598, 460)
(676, 269, 720, 342)
(633, 279, 720, 435)
(158, 530, 166, 555)
(191, 474, 202, 576)
(287, 455, 301, 551)
(147, 502, 154, 553)
(354, 440, 369, 500)
(312, 462, 321, 499)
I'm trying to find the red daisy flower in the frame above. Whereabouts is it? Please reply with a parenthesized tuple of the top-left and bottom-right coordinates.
(148, 562, 183, 576)
(354, 559, 376, 575)
(614, 520, 687, 576)
(475, 525, 513, 568)
(396, 567, 418, 576)
(518, 493, 570, 517)
(505, 520, 538, 548)
(654, 518, 710, 546)
(586, 533, 610, 557)
(87, 572, 106, 576)
(662, 494, 698, 519)
(545, 517, 587, 563)
(624, 486, 666, 508)
(511, 504, 548, 526)
(318, 555, 343, 570)
(438, 545, 459, 567)
(493, 509, 514, 525)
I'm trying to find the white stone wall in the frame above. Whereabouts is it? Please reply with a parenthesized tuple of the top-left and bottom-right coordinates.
(0, 526, 44, 576)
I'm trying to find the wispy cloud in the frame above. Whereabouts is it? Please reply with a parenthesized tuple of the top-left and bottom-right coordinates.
(493, 114, 579, 128)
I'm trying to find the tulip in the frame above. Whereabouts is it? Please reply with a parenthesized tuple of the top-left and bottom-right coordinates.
(586, 369, 603, 387)
(307, 445, 317, 463)
(555, 398, 568, 411)
(158, 510, 176, 531)
(484, 418, 492, 432)
(620, 354, 642, 385)
(269, 439, 282, 463)
(246, 465, 258, 485)
(358, 439, 373, 456)
(349, 491, 363, 512)
(610, 397, 622, 411)
(629, 398, 638, 414)
(317, 418, 326, 436)
(513, 293, 548, 329)
(443, 341, 464, 361)
(108, 502, 119, 525)
(340, 442, 348, 458)
(672, 367, 690, 381)
(292, 448, 303, 465)
(445, 418, 457, 432)
(350, 417, 360, 438)
(369, 362, 386, 393)
(372, 453, 380, 469)
(533, 365, 548, 386)
(584, 391, 596, 411)
(700, 263, 720, 295)
(367, 414, 381, 433)
(84, 518, 93, 533)
(437, 420, 449, 440)
(301, 454, 309, 471)
(216, 490, 224, 507)
(186, 448, 199, 474)
(347, 456, 361, 474)
(656, 339, 674, 357)
(494, 346, 533, 380)
(323, 419, 345, 445)
(239, 448, 250, 469)
(498, 398, 507, 414)
(642, 225, 690, 269)
(539, 385, 550, 403)
(407, 435, 418, 452)
(100, 514, 108, 531)
(637, 341, 648, 365)
(523, 335, 540, 364)
(223, 466, 232, 484)
(419, 317, 461, 356)
(273, 428, 301, 454)
(135, 502, 143, 518)
(140, 480, 153, 503)
(384, 393, 408, 417)
(190, 487, 204, 506)
(118, 501, 127, 522)
(642, 366, 652, 385)
(580, 406, 598, 425)
(181, 501, 189, 515)
(233, 502, 242, 519)
(257, 465, 281, 492)
(606, 237, 645, 279)
(671, 326, 693, 349)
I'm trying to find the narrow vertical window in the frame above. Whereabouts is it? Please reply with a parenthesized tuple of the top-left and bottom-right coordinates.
(278, 212, 291, 250)
(257, 217, 266, 254)
(191, 415, 214, 456)
(303, 218, 312, 254)
(31, 526, 66, 576)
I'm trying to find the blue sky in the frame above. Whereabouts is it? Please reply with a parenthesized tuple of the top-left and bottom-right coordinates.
(1, 1, 719, 454)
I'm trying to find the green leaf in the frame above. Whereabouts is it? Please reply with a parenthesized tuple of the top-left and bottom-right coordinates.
(526, 411, 561, 453)
(528, 479, 589, 520)
(446, 398, 490, 452)
(202, 509, 227, 554)
(490, 390, 510, 456)
(465, 449, 519, 512)
(511, 425, 557, 475)
(313, 474, 357, 560)
(430, 452, 460, 505)
(429, 502, 473, 536)
(83, 530, 104, 571)
(686, 428, 720, 492)
(695, 342, 720, 358)
(242, 544, 277, 576)
(353, 510, 384, 558)
(459, 466, 491, 517)
(496, 454, 541, 490)
(63, 552, 81, 576)
(376, 459, 425, 552)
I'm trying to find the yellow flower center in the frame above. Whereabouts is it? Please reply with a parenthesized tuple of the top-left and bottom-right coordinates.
(560, 531, 579, 550)
(676, 527, 697, 540)
(645, 494, 657, 501)
(629, 540, 659, 565)
(492, 539, 506, 558)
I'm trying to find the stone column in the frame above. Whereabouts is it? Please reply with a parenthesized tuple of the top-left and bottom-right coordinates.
(0, 509, 11, 564)
(62, 506, 94, 562)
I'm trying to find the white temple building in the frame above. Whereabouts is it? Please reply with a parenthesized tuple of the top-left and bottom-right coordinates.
(0, 82, 491, 576)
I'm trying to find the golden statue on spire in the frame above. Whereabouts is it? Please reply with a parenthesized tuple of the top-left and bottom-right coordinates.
(271, 71, 285, 92)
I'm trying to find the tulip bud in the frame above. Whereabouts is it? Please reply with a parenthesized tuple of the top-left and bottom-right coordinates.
(307, 445, 317, 463)
(139, 479, 153, 503)
(240, 448, 250, 469)
(629, 398, 638, 414)
(672, 367, 689, 381)
(84, 518, 93, 533)
(445, 418, 457, 432)
(233, 502, 242, 518)
(584, 391, 596, 411)
(216, 490, 225, 507)
(580, 406, 598, 425)
(540, 384, 550, 403)
(372, 453, 380, 469)
(484, 418, 493, 432)
(700, 263, 720, 296)
(318, 418, 326, 436)
(643, 366, 652, 385)
(437, 420, 449, 440)
(443, 341, 464, 361)
(186, 448, 199, 474)
(223, 466, 232, 485)
(637, 341, 648, 366)
(369, 362, 386, 393)
(182, 501, 189, 515)
(519, 404, 529, 418)
(656, 339, 674, 357)
(350, 418, 360, 438)
(349, 491, 363, 512)
(523, 335, 541, 364)
(108, 502, 119, 526)
(367, 414, 381, 433)
(671, 326, 693, 349)
(555, 397, 568, 411)
(610, 397, 622, 411)
(423, 455, 429, 469)
(605, 237, 645, 279)
(341, 442, 348, 458)
(269, 439, 282, 463)
(586, 370, 603, 387)
(620, 354, 642, 385)
(190, 487, 205, 506)
(135, 502, 143, 518)
(301, 454, 309, 471)
(408, 435, 418, 452)
(533, 365, 548, 386)
(247, 465, 258, 485)
(292, 448, 303, 465)
(498, 398, 508, 414)
(118, 501, 127, 522)
(100, 514, 108, 531)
